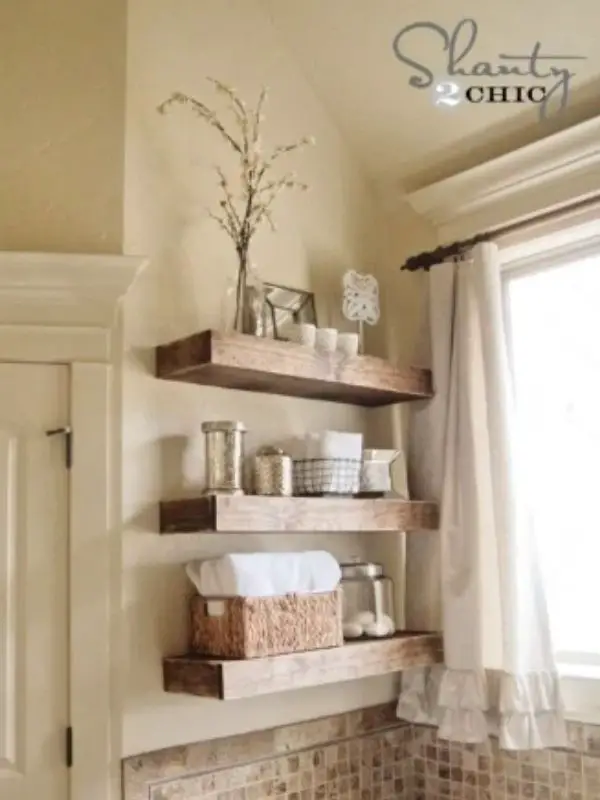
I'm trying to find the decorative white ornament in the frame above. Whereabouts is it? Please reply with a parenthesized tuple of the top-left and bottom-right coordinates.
(342, 270, 380, 326)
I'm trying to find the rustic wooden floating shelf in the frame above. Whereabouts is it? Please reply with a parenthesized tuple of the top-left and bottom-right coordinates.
(156, 329, 433, 406)
(159, 495, 439, 533)
(163, 632, 443, 700)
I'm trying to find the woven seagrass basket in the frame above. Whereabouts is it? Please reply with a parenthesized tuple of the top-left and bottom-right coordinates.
(190, 588, 343, 659)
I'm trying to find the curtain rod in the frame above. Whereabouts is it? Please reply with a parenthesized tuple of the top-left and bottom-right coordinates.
(400, 191, 600, 271)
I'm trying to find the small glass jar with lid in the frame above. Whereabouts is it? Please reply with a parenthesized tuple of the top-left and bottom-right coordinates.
(253, 446, 293, 496)
(339, 558, 396, 639)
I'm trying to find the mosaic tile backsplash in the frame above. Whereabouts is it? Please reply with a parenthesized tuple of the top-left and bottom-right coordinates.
(410, 721, 600, 799)
(122, 703, 600, 799)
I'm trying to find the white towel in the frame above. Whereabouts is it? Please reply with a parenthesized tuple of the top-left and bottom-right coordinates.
(185, 551, 341, 598)
(290, 431, 363, 461)
(316, 431, 362, 460)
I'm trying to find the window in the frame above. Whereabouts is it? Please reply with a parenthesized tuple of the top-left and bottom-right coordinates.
(502, 237, 600, 683)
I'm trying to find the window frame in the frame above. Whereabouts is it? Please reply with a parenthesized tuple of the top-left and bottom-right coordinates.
(499, 227, 600, 724)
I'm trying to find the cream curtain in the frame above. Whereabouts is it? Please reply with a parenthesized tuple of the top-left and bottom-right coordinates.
(397, 242, 567, 749)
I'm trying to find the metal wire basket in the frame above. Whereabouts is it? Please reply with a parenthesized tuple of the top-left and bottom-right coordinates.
(292, 458, 361, 496)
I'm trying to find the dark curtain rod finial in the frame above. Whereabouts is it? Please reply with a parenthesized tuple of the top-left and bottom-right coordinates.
(400, 234, 491, 272)
(399, 190, 600, 272)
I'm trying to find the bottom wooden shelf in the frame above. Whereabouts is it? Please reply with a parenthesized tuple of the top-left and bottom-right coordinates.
(163, 632, 443, 700)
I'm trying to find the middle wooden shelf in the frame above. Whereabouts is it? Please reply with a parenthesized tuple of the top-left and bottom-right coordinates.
(163, 632, 443, 700)
(159, 495, 439, 533)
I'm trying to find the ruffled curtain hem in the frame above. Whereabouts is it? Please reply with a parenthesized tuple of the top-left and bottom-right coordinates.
(396, 666, 568, 750)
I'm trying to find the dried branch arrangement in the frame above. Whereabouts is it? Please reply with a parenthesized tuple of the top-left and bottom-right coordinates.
(158, 79, 315, 330)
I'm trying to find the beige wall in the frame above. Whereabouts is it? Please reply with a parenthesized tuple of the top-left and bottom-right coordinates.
(121, 0, 414, 757)
(365, 199, 438, 634)
(0, 0, 439, 760)
(0, 0, 126, 252)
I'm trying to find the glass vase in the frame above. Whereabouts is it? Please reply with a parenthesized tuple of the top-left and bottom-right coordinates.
(220, 274, 238, 334)
(234, 263, 266, 336)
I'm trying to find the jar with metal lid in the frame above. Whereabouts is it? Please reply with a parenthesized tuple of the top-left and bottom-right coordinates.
(253, 446, 292, 496)
(339, 558, 396, 639)
(201, 421, 246, 495)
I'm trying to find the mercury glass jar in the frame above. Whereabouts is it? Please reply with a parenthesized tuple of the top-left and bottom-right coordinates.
(201, 421, 246, 495)
(253, 446, 293, 496)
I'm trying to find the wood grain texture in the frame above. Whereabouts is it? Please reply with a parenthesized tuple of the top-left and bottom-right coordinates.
(163, 632, 444, 699)
(159, 495, 440, 533)
(156, 329, 433, 406)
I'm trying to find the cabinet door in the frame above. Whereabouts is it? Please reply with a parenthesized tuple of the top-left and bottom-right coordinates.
(0, 364, 69, 800)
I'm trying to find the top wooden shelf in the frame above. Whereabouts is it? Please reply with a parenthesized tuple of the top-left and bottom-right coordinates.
(156, 330, 433, 406)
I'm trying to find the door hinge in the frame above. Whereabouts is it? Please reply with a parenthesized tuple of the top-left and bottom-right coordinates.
(46, 426, 73, 469)
(65, 726, 73, 768)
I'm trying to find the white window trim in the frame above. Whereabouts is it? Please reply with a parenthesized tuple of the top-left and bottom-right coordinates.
(499, 229, 600, 726)
(404, 114, 600, 242)
(0, 252, 147, 800)
(561, 672, 600, 725)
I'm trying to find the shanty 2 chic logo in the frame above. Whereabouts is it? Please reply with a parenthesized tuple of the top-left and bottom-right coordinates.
(392, 19, 585, 120)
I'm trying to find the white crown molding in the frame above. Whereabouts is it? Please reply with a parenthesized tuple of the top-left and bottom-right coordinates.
(405, 115, 600, 241)
(0, 252, 148, 327)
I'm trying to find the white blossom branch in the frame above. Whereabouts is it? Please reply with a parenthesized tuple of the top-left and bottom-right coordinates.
(158, 92, 243, 155)
(214, 166, 243, 234)
(208, 211, 237, 242)
(158, 79, 315, 263)
(253, 87, 267, 144)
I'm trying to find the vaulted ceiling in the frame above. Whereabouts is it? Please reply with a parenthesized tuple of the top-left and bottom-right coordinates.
(261, 0, 600, 191)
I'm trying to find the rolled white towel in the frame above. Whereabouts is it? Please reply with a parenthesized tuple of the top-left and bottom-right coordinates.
(185, 551, 341, 598)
